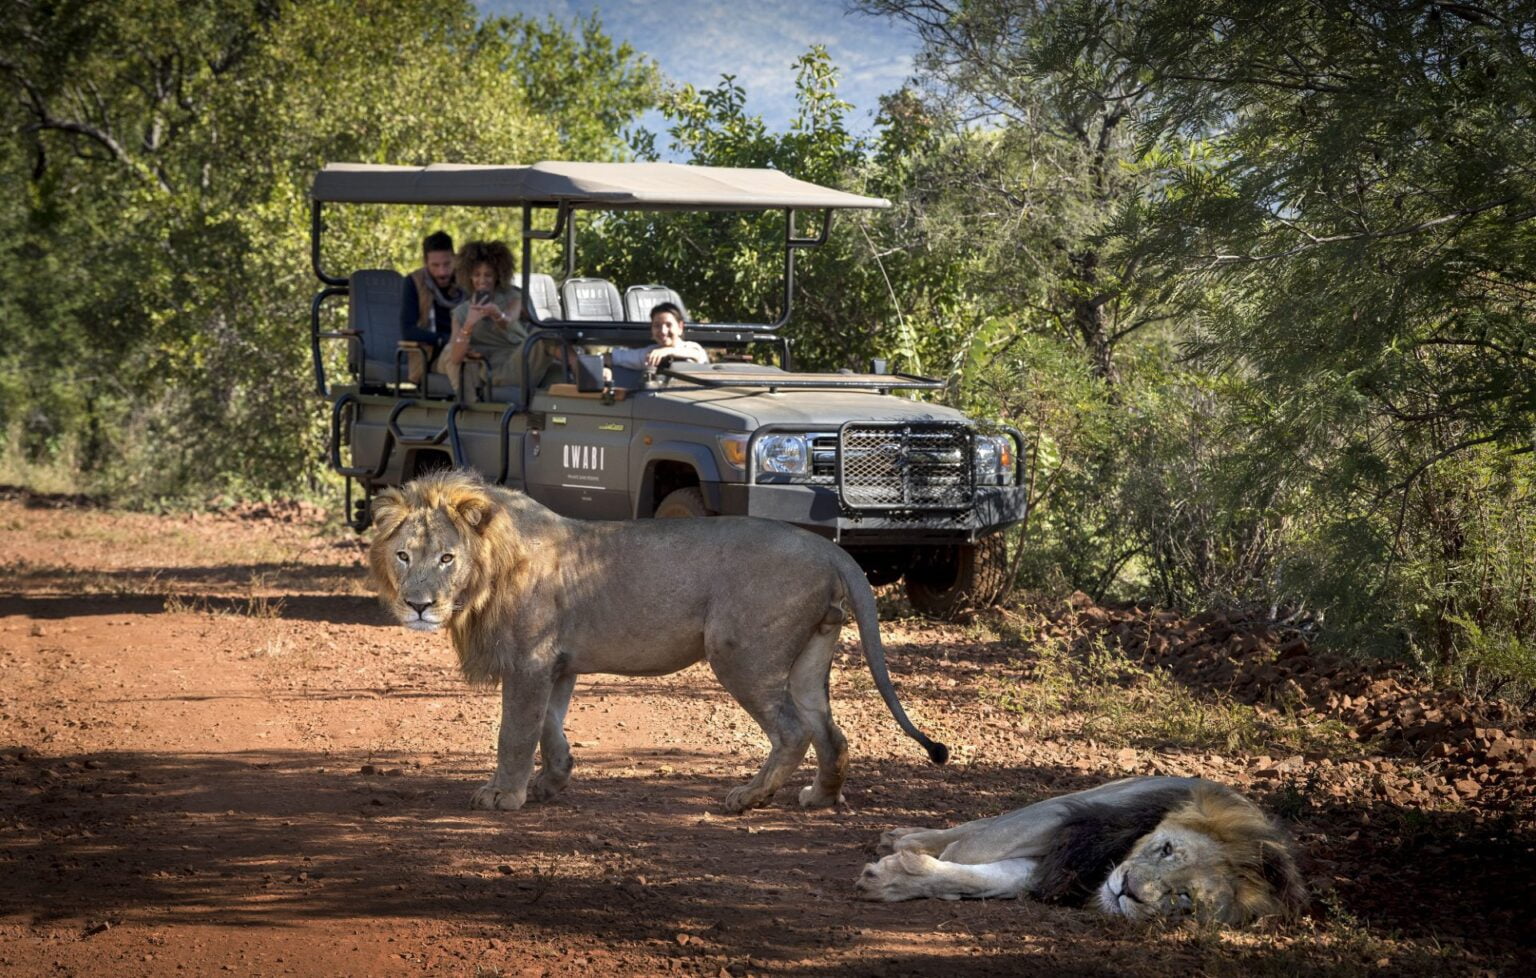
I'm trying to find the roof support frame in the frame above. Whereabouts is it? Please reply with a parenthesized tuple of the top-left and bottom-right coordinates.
(311, 201, 348, 287)
(306, 188, 849, 397)
(519, 203, 573, 329)
(777, 207, 834, 330)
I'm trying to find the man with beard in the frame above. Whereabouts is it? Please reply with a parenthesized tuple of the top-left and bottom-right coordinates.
(399, 230, 464, 384)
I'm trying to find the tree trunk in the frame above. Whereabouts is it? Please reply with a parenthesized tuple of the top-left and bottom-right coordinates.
(1070, 248, 1118, 384)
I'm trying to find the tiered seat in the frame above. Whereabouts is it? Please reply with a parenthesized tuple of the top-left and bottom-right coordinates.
(524, 272, 562, 321)
(347, 268, 464, 396)
(560, 277, 625, 321)
(623, 284, 688, 322)
(346, 269, 410, 389)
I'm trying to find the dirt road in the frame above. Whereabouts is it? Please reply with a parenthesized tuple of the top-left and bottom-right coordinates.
(0, 492, 1530, 976)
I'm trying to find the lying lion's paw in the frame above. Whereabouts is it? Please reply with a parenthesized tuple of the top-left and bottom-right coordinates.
(798, 784, 845, 809)
(470, 781, 527, 811)
(854, 850, 941, 901)
(878, 827, 926, 855)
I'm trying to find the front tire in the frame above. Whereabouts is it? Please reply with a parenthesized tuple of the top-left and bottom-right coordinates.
(654, 486, 713, 519)
(904, 535, 1010, 619)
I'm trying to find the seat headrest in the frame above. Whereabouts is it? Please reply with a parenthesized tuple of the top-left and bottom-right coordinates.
(624, 284, 688, 323)
(524, 272, 562, 321)
(560, 277, 625, 321)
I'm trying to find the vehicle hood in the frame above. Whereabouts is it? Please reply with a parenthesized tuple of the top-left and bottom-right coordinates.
(632, 384, 971, 430)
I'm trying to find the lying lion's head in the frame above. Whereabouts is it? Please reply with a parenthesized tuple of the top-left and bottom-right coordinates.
(368, 471, 507, 635)
(1098, 785, 1305, 925)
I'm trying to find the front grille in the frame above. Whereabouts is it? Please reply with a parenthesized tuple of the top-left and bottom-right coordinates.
(810, 433, 839, 480)
(838, 423, 975, 511)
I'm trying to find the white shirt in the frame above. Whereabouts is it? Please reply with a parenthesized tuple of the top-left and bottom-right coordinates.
(610, 340, 710, 370)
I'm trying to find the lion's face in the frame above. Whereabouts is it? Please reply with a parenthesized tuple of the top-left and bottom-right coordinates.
(369, 480, 496, 633)
(1098, 824, 1241, 923)
(382, 510, 475, 631)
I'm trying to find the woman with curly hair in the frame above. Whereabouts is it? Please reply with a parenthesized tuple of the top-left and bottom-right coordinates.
(435, 239, 531, 401)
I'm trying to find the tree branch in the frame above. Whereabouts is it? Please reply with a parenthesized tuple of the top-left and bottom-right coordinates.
(0, 55, 173, 193)
(1199, 198, 1527, 263)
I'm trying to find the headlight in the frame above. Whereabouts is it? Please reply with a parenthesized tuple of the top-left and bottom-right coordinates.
(974, 434, 1015, 485)
(754, 433, 810, 476)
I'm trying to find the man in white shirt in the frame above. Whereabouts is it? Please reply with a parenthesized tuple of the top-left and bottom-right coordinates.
(609, 302, 709, 371)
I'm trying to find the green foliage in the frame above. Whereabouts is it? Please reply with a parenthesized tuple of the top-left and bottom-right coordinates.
(576, 47, 927, 371)
(959, 331, 1133, 596)
(1108, 1, 1536, 677)
(1115, 374, 1305, 609)
(500, 13, 660, 159)
(855, 0, 1184, 382)
(0, 0, 655, 503)
(4, 0, 1532, 693)
(855, 0, 1536, 687)
(1382, 450, 1535, 697)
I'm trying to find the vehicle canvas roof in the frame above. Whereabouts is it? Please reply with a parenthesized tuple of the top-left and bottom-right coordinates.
(310, 161, 891, 211)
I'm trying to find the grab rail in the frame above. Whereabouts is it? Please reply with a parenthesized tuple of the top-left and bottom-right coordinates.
(444, 402, 467, 466)
(495, 403, 521, 485)
(310, 285, 350, 396)
(386, 398, 449, 447)
(328, 392, 395, 478)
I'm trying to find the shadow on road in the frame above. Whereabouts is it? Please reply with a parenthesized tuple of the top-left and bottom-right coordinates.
(0, 590, 386, 625)
(1, 745, 1529, 969)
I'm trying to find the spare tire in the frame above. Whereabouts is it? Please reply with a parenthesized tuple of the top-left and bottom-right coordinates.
(904, 535, 1010, 620)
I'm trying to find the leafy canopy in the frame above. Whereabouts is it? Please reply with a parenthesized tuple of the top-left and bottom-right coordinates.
(0, 0, 656, 501)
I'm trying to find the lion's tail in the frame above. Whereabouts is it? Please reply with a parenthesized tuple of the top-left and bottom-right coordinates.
(832, 548, 949, 765)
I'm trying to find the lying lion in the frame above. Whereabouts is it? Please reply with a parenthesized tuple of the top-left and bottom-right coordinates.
(856, 776, 1305, 925)
(368, 470, 947, 813)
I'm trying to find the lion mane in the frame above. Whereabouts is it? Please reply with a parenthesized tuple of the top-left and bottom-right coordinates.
(368, 473, 540, 684)
(1137, 782, 1308, 923)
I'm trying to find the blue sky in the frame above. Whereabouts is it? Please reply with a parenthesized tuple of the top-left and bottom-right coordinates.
(476, 0, 921, 144)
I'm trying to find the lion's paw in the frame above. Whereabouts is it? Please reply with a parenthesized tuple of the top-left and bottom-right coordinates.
(798, 784, 845, 809)
(470, 782, 527, 811)
(722, 784, 767, 814)
(878, 827, 927, 854)
(853, 855, 908, 901)
(526, 774, 568, 803)
(854, 850, 939, 901)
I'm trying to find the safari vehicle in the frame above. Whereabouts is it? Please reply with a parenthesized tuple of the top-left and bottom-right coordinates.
(310, 161, 1028, 616)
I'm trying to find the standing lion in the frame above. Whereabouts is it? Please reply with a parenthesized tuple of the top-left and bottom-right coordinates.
(368, 469, 947, 813)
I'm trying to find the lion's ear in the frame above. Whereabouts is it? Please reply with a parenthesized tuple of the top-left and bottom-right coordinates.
(449, 484, 497, 532)
(371, 488, 408, 536)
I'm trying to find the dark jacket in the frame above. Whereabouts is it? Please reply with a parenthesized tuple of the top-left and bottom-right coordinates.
(400, 268, 460, 351)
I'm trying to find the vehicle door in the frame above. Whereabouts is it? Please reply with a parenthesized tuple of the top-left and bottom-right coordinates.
(523, 388, 635, 520)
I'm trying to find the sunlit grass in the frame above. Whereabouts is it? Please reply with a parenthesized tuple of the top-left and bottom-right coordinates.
(161, 592, 287, 619)
(985, 634, 1356, 757)
(0, 429, 85, 496)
